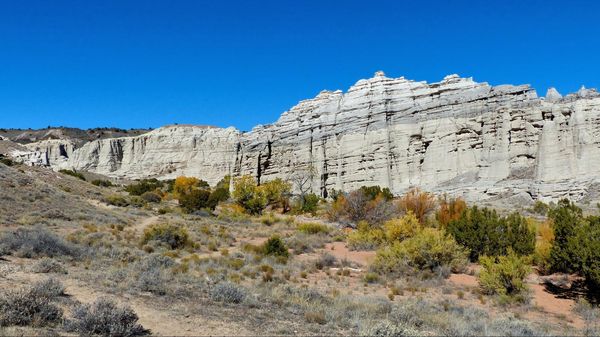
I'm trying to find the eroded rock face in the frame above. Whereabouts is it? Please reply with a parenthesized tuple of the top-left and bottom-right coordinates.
(13, 72, 600, 203)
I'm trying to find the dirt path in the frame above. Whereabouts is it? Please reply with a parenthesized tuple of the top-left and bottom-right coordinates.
(0, 256, 250, 336)
(131, 215, 160, 233)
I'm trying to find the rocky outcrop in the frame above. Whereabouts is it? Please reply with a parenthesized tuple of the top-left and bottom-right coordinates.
(12, 72, 600, 203)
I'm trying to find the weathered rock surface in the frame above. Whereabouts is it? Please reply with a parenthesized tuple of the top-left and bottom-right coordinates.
(11, 72, 600, 203)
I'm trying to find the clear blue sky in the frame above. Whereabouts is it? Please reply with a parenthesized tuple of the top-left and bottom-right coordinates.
(1, 0, 598, 131)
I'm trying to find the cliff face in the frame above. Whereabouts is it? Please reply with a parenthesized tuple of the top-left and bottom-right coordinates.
(13, 72, 600, 203)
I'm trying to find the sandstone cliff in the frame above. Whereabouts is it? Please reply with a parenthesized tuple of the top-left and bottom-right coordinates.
(12, 72, 600, 203)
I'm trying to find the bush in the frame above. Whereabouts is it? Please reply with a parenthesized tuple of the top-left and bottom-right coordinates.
(436, 195, 467, 227)
(59, 169, 86, 181)
(447, 207, 535, 261)
(0, 227, 80, 258)
(548, 199, 584, 273)
(295, 193, 320, 214)
(207, 187, 230, 209)
(315, 252, 337, 269)
(232, 175, 267, 214)
(141, 191, 161, 203)
(65, 297, 148, 336)
(31, 258, 67, 274)
(0, 279, 64, 327)
(105, 194, 130, 207)
(178, 188, 211, 212)
(397, 188, 436, 224)
(91, 179, 113, 187)
(262, 236, 289, 258)
(383, 212, 421, 243)
(0, 156, 14, 166)
(173, 176, 208, 197)
(210, 282, 246, 304)
(125, 178, 163, 196)
(373, 228, 468, 276)
(531, 200, 549, 215)
(347, 221, 385, 250)
(262, 178, 292, 208)
(478, 251, 530, 302)
(571, 216, 600, 289)
(533, 220, 554, 274)
(297, 222, 330, 234)
(141, 224, 191, 249)
(359, 185, 394, 201)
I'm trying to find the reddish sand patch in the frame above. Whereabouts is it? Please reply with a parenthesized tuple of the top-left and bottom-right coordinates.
(324, 241, 375, 266)
(448, 273, 478, 288)
(529, 283, 584, 328)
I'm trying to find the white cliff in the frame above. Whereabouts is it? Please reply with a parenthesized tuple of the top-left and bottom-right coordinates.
(14, 72, 600, 203)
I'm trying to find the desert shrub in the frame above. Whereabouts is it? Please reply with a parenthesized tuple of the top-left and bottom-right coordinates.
(364, 195, 398, 225)
(0, 227, 80, 258)
(262, 236, 289, 258)
(574, 299, 600, 336)
(533, 220, 554, 274)
(292, 192, 320, 214)
(91, 179, 113, 187)
(359, 320, 419, 337)
(173, 176, 209, 197)
(232, 175, 267, 214)
(383, 211, 421, 243)
(65, 297, 148, 336)
(315, 252, 337, 269)
(262, 178, 292, 208)
(478, 251, 530, 302)
(326, 194, 348, 221)
(210, 282, 246, 304)
(31, 258, 67, 274)
(0, 278, 64, 327)
(359, 185, 394, 201)
(207, 187, 230, 209)
(297, 222, 330, 235)
(104, 194, 130, 207)
(141, 223, 191, 249)
(178, 188, 211, 212)
(132, 254, 175, 295)
(397, 188, 436, 224)
(436, 195, 467, 228)
(129, 196, 147, 208)
(447, 207, 535, 261)
(373, 228, 468, 276)
(347, 221, 385, 250)
(345, 190, 369, 222)
(531, 200, 549, 215)
(125, 178, 164, 196)
(141, 191, 161, 203)
(59, 169, 86, 181)
(217, 203, 250, 222)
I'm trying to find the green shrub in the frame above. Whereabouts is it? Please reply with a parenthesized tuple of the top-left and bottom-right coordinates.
(125, 178, 163, 196)
(141, 224, 191, 249)
(104, 194, 130, 207)
(293, 193, 320, 214)
(178, 188, 211, 212)
(373, 228, 468, 276)
(548, 199, 584, 273)
(347, 221, 385, 250)
(91, 179, 113, 187)
(210, 282, 246, 304)
(359, 185, 394, 201)
(59, 169, 86, 181)
(478, 251, 530, 302)
(570, 216, 600, 289)
(207, 187, 230, 209)
(232, 175, 268, 214)
(447, 207, 535, 261)
(262, 178, 292, 208)
(297, 222, 330, 234)
(262, 236, 289, 258)
(531, 200, 549, 215)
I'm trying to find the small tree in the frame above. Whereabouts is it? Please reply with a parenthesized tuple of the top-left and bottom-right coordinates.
(289, 165, 315, 207)
(548, 199, 584, 273)
(436, 195, 467, 228)
(178, 189, 211, 213)
(262, 178, 292, 209)
(232, 175, 267, 214)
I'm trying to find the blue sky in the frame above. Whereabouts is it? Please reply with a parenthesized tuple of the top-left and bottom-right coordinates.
(1, 0, 598, 131)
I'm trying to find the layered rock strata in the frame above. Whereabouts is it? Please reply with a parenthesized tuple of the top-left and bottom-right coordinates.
(12, 72, 600, 203)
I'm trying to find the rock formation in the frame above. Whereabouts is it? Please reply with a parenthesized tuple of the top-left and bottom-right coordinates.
(10, 72, 600, 203)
